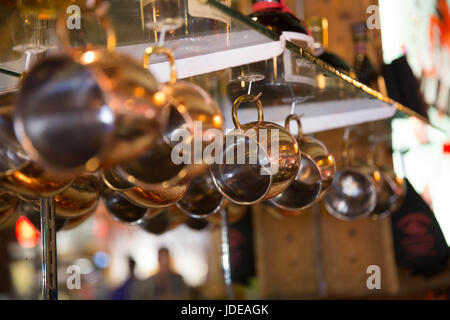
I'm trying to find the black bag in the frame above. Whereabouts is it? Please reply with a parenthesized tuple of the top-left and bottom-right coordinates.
(391, 179, 449, 277)
(382, 55, 429, 119)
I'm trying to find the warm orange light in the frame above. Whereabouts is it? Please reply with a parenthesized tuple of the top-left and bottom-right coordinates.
(317, 74, 326, 89)
(38, 13, 50, 20)
(134, 86, 145, 98)
(177, 104, 187, 114)
(81, 51, 96, 64)
(212, 115, 223, 128)
(328, 154, 335, 165)
(373, 170, 381, 182)
(153, 92, 166, 106)
(13, 171, 34, 185)
(16, 216, 40, 248)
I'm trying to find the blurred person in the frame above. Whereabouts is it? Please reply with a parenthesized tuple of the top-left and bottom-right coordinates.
(111, 256, 139, 300)
(136, 247, 189, 300)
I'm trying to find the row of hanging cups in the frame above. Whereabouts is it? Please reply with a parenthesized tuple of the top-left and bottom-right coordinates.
(0, 5, 405, 229)
(323, 127, 406, 221)
(0, 7, 224, 229)
(99, 91, 336, 229)
(0, 89, 103, 229)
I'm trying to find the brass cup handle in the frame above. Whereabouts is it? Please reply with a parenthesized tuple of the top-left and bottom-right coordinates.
(56, 6, 117, 53)
(142, 46, 177, 84)
(343, 127, 378, 168)
(342, 127, 365, 168)
(232, 94, 264, 130)
(285, 113, 304, 142)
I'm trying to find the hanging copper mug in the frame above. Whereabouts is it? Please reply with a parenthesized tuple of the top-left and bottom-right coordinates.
(102, 187, 152, 225)
(0, 90, 29, 177)
(138, 206, 187, 235)
(176, 170, 225, 219)
(269, 114, 335, 213)
(210, 94, 301, 205)
(323, 127, 377, 221)
(52, 175, 102, 219)
(368, 167, 406, 220)
(14, 11, 168, 176)
(361, 145, 406, 220)
(103, 46, 213, 208)
(268, 114, 322, 212)
(0, 90, 73, 197)
(111, 47, 200, 194)
(13, 174, 101, 221)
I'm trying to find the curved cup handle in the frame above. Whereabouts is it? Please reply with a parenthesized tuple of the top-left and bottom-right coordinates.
(285, 114, 304, 142)
(342, 127, 361, 167)
(142, 46, 177, 84)
(232, 94, 264, 130)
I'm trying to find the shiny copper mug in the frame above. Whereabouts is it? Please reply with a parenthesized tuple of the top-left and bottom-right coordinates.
(52, 175, 102, 219)
(101, 166, 188, 209)
(102, 187, 154, 225)
(269, 114, 336, 213)
(176, 170, 225, 219)
(269, 114, 323, 213)
(366, 166, 406, 220)
(0, 90, 73, 197)
(0, 90, 29, 177)
(101, 47, 193, 208)
(323, 127, 377, 221)
(14, 12, 168, 176)
(210, 94, 301, 205)
(138, 206, 187, 235)
(362, 146, 406, 220)
(104, 46, 223, 208)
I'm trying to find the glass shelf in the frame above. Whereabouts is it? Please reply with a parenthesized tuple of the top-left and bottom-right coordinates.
(0, 0, 434, 133)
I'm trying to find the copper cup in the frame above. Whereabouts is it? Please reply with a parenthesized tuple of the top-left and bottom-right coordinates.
(269, 114, 323, 213)
(138, 206, 187, 235)
(14, 13, 168, 176)
(0, 90, 73, 197)
(101, 47, 194, 208)
(102, 187, 150, 225)
(367, 167, 406, 220)
(210, 94, 301, 205)
(176, 170, 225, 219)
(323, 128, 377, 221)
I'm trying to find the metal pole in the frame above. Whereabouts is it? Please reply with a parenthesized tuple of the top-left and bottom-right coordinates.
(40, 196, 58, 300)
(220, 208, 234, 300)
(312, 204, 327, 297)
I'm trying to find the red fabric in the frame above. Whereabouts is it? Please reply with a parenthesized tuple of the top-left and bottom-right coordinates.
(443, 142, 450, 154)
(253, 0, 293, 15)
(252, 0, 313, 37)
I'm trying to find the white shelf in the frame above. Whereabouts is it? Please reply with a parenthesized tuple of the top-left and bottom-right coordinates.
(1, 30, 284, 85)
(118, 30, 285, 83)
(224, 98, 397, 134)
